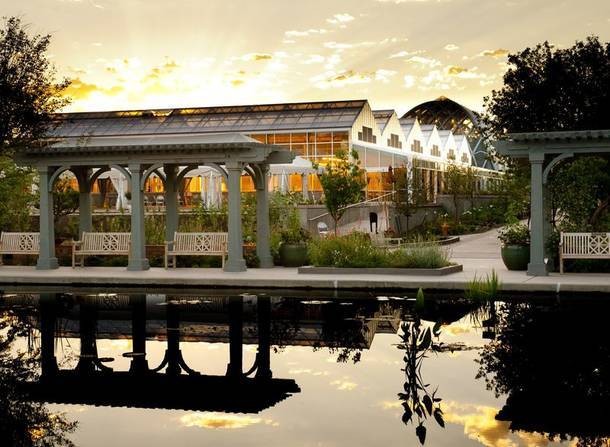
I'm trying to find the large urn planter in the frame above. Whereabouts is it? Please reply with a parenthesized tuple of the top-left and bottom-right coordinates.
(279, 243, 308, 267)
(501, 244, 530, 271)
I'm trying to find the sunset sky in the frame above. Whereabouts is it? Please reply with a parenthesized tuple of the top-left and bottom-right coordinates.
(5, 0, 610, 114)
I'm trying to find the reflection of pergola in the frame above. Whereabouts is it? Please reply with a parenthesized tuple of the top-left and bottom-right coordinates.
(496, 130, 610, 276)
(15, 133, 294, 272)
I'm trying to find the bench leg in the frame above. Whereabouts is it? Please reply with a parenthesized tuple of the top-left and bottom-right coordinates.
(0, 255, 3, 266)
(164, 252, 168, 269)
(560, 254, 564, 275)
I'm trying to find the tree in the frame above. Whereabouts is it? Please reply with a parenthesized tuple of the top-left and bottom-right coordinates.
(393, 164, 426, 234)
(0, 17, 70, 155)
(316, 150, 366, 235)
(483, 36, 610, 137)
(0, 157, 36, 231)
(444, 163, 476, 224)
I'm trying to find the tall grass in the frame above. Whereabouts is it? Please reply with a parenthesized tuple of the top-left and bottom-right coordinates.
(308, 232, 451, 269)
(465, 270, 501, 301)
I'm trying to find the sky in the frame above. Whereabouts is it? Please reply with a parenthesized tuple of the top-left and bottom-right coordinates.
(4, 0, 610, 114)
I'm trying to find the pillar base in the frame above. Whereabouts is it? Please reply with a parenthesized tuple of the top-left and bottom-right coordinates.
(127, 258, 150, 271)
(527, 262, 548, 276)
(224, 258, 247, 272)
(36, 257, 59, 270)
(258, 255, 274, 269)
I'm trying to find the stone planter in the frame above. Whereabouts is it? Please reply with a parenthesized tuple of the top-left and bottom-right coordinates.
(501, 244, 530, 271)
(279, 243, 308, 267)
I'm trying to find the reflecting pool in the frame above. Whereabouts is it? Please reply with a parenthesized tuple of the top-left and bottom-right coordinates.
(0, 289, 608, 446)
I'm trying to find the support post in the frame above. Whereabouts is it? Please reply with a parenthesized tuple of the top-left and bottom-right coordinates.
(37, 166, 59, 270)
(528, 154, 548, 276)
(164, 164, 179, 243)
(225, 162, 246, 272)
(128, 164, 150, 271)
(256, 295, 272, 379)
(226, 296, 243, 377)
(256, 165, 273, 268)
(39, 293, 59, 377)
(77, 168, 93, 237)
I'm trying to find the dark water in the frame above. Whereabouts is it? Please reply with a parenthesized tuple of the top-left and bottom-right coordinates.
(0, 289, 609, 447)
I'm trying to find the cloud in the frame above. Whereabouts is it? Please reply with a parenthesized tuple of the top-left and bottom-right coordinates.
(180, 413, 277, 430)
(63, 77, 123, 100)
(327, 13, 355, 27)
(479, 48, 510, 58)
(407, 55, 442, 67)
(376, 0, 453, 3)
(404, 74, 416, 88)
(444, 44, 459, 51)
(330, 379, 358, 391)
(311, 69, 396, 89)
(301, 54, 326, 65)
(242, 53, 273, 61)
(284, 28, 328, 38)
(446, 65, 468, 75)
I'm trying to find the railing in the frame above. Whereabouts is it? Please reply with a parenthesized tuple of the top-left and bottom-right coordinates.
(308, 191, 395, 222)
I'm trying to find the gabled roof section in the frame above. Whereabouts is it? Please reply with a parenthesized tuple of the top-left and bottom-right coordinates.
(50, 100, 368, 138)
(372, 109, 395, 134)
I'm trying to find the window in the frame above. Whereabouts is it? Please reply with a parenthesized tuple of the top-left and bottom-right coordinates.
(461, 153, 469, 163)
(448, 149, 456, 160)
(411, 140, 422, 153)
(358, 126, 376, 144)
(431, 145, 440, 157)
(387, 134, 402, 149)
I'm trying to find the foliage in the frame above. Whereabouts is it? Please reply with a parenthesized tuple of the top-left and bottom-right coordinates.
(52, 178, 79, 218)
(444, 163, 476, 224)
(0, 157, 36, 231)
(547, 156, 610, 231)
(307, 233, 451, 269)
(498, 223, 529, 246)
(465, 270, 501, 301)
(483, 36, 610, 137)
(393, 164, 426, 234)
(269, 192, 305, 259)
(315, 150, 365, 235)
(0, 17, 70, 154)
(0, 308, 77, 445)
(397, 317, 445, 445)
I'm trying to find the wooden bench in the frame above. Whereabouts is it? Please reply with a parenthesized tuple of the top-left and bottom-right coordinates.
(0, 232, 40, 265)
(165, 232, 228, 268)
(559, 232, 610, 274)
(72, 232, 131, 267)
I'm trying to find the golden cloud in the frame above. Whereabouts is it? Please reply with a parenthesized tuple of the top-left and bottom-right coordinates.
(330, 379, 358, 391)
(63, 77, 124, 100)
(447, 65, 468, 75)
(480, 49, 509, 58)
(230, 79, 245, 87)
(180, 412, 276, 430)
(243, 53, 273, 61)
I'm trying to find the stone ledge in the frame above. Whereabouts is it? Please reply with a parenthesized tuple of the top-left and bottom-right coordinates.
(297, 264, 463, 276)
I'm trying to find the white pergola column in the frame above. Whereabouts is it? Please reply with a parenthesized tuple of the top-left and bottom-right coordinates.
(256, 165, 273, 268)
(225, 162, 246, 272)
(78, 169, 93, 237)
(528, 154, 548, 276)
(127, 164, 150, 271)
(164, 164, 179, 243)
(36, 166, 59, 270)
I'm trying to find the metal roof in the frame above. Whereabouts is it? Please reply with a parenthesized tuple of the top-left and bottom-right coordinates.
(50, 100, 368, 138)
(372, 109, 395, 134)
(505, 129, 610, 142)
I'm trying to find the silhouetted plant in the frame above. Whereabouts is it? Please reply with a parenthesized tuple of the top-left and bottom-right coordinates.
(397, 317, 444, 445)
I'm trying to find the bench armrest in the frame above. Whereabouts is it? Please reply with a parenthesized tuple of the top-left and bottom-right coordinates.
(164, 241, 174, 249)
(72, 240, 82, 247)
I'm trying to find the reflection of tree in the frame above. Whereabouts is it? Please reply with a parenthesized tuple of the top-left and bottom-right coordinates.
(397, 318, 444, 445)
(0, 308, 76, 446)
(477, 302, 610, 447)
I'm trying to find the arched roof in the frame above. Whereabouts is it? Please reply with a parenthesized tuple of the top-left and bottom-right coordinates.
(401, 96, 481, 137)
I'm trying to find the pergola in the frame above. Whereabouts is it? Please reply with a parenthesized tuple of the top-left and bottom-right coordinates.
(15, 132, 294, 272)
(495, 130, 610, 276)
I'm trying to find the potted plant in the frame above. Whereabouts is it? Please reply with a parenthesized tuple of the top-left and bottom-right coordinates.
(278, 226, 311, 267)
(498, 223, 530, 270)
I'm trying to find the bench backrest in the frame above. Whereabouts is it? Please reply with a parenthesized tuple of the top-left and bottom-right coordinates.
(0, 232, 39, 252)
(81, 232, 131, 252)
(561, 232, 610, 256)
(174, 232, 228, 252)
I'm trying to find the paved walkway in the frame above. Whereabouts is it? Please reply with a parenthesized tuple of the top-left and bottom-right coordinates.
(0, 228, 608, 293)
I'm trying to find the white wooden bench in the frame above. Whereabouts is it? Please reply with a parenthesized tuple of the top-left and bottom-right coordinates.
(165, 232, 228, 268)
(72, 232, 131, 267)
(0, 232, 40, 265)
(559, 232, 610, 274)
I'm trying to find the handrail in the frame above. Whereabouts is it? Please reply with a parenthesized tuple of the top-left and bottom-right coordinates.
(308, 191, 395, 222)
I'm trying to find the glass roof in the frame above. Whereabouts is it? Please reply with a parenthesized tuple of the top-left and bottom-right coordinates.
(51, 100, 367, 138)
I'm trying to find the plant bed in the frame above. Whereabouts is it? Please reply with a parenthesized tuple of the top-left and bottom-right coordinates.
(298, 264, 463, 276)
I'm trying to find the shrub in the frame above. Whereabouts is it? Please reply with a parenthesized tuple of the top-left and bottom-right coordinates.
(498, 223, 530, 246)
(308, 232, 451, 269)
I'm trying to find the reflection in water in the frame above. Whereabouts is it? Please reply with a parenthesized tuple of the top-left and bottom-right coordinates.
(477, 301, 610, 447)
(0, 291, 609, 446)
(0, 296, 76, 446)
